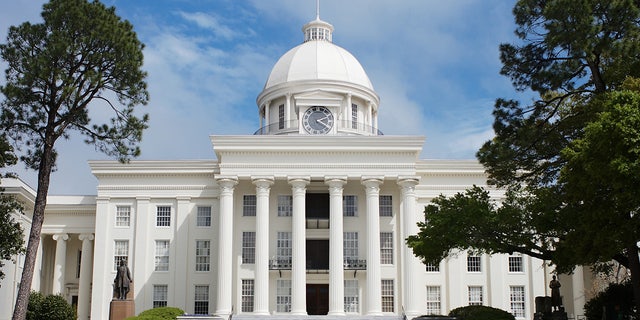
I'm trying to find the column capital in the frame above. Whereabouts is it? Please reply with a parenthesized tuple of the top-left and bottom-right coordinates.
(361, 176, 383, 185)
(288, 176, 310, 187)
(361, 176, 383, 193)
(78, 233, 94, 242)
(252, 176, 275, 187)
(398, 176, 420, 194)
(324, 176, 347, 185)
(52, 233, 69, 241)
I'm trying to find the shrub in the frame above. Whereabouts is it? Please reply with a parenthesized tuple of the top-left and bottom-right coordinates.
(26, 291, 76, 320)
(448, 305, 515, 320)
(126, 306, 184, 320)
(584, 281, 635, 320)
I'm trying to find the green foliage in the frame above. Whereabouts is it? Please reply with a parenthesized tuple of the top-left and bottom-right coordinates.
(448, 305, 515, 320)
(26, 292, 76, 320)
(0, 0, 150, 169)
(584, 282, 635, 320)
(0, 135, 24, 283)
(408, 0, 640, 313)
(126, 307, 184, 320)
(0, 0, 149, 317)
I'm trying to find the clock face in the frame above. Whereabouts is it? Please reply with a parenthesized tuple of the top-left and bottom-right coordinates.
(302, 106, 334, 134)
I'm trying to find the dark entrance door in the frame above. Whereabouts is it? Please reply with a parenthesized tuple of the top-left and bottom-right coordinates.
(306, 284, 329, 315)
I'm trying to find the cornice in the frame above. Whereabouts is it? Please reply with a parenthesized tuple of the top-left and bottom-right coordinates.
(89, 160, 219, 178)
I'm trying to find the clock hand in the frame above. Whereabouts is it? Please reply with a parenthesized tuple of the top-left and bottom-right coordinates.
(316, 117, 331, 128)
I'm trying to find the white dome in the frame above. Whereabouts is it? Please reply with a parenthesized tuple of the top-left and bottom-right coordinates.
(264, 40, 374, 91)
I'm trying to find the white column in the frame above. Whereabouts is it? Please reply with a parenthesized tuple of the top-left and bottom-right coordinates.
(285, 93, 291, 129)
(362, 177, 383, 315)
(52, 233, 69, 295)
(91, 197, 111, 319)
(215, 176, 238, 317)
(572, 266, 586, 318)
(399, 177, 420, 317)
(346, 93, 352, 125)
(289, 177, 309, 315)
(326, 177, 346, 315)
(264, 100, 271, 132)
(78, 233, 94, 320)
(174, 196, 191, 310)
(253, 177, 274, 315)
(133, 196, 151, 314)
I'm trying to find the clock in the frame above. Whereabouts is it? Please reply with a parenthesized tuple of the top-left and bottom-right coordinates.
(302, 106, 334, 134)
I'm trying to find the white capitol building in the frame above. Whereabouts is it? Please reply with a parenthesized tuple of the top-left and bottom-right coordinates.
(1, 11, 592, 320)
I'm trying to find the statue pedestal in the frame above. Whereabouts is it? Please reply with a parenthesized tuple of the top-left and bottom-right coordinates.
(110, 299, 135, 320)
(110, 282, 134, 320)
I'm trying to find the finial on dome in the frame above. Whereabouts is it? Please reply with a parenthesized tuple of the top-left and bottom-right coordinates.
(303, 0, 334, 43)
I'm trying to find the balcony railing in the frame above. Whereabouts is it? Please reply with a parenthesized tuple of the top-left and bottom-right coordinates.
(306, 218, 329, 229)
(268, 258, 367, 271)
(254, 120, 383, 135)
(343, 259, 367, 270)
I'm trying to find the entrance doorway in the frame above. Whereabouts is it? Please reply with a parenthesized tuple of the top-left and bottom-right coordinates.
(306, 284, 329, 315)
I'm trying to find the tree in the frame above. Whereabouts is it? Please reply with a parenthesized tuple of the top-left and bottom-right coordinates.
(407, 0, 640, 313)
(0, 135, 25, 283)
(0, 0, 149, 318)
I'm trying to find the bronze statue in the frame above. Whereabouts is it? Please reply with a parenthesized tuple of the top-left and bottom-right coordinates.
(549, 275, 561, 310)
(114, 260, 132, 300)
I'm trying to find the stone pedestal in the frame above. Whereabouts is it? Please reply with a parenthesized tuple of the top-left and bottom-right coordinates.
(109, 300, 135, 320)
(110, 283, 134, 320)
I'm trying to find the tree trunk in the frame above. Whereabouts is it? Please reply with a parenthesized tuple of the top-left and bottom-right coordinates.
(627, 243, 640, 318)
(12, 143, 55, 320)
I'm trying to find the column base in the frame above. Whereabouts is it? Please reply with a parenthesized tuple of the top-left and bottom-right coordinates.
(109, 299, 135, 320)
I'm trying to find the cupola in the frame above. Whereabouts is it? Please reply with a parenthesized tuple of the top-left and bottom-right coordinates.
(255, 12, 381, 136)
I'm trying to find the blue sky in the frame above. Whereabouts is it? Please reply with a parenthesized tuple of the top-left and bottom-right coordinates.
(1, 0, 524, 194)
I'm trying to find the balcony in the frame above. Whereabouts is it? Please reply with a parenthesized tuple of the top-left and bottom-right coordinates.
(306, 218, 329, 229)
(268, 258, 366, 271)
(254, 120, 383, 135)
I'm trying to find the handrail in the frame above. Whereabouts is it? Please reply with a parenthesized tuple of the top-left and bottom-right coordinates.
(254, 120, 383, 135)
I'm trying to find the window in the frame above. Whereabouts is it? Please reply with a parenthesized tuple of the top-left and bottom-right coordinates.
(426, 286, 441, 315)
(276, 232, 292, 266)
(114, 240, 129, 271)
(153, 285, 168, 308)
(156, 206, 171, 227)
(344, 279, 359, 313)
(509, 254, 523, 272)
(242, 232, 256, 264)
(155, 240, 170, 271)
(468, 286, 483, 306)
(351, 104, 358, 129)
(381, 279, 394, 312)
(194, 285, 209, 315)
(343, 195, 357, 216)
(116, 206, 131, 227)
(241, 279, 254, 312)
(243, 195, 256, 216)
(276, 279, 291, 312)
(467, 254, 481, 272)
(425, 262, 440, 272)
(278, 104, 285, 129)
(380, 232, 393, 264)
(196, 240, 210, 272)
(344, 232, 359, 262)
(379, 195, 392, 217)
(278, 195, 292, 217)
(197, 206, 211, 227)
(510, 286, 525, 318)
